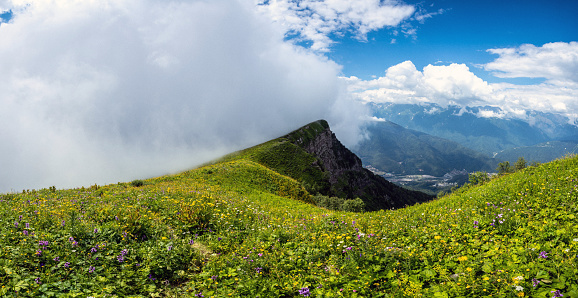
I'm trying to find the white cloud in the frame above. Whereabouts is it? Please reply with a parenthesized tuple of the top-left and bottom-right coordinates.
(345, 61, 492, 107)
(345, 42, 578, 123)
(0, 0, 366, 193)
(256, 0, 416, 51)
(485, 42, 578, 84)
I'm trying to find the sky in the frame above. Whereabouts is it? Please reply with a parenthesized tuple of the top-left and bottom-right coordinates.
(0, 0, 576, 192)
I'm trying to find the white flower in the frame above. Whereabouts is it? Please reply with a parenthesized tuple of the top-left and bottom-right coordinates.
(573, 238, 578, 242)
(514, 276, 524, 280)
(514, 285, 523, 291)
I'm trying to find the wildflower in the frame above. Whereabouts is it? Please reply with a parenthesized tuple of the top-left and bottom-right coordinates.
(117, 255, 125, 263)
(167, 246, 173, 251)
(298, 287, 310, 297)
(90, 247, 97, 253)
(14, 222, 18, 228)
(258, 253, 263, 257)
(23, 230, 28, 236)
(195, 292, 204, 297)
(64, 262, 70, 268)
(189, 239, 194, 245)
(211, 275, 218, 281)
(94, 228, 98, 233)
(35, 277, 41, 284)
(39, 240, 49, 249)
(36, 250, 42, 256)
(255, 267, 262, 273)
(551, 290, 563, 298)
(61, 220, 65, 226)
(514, 285, 523, 291)
(88, 266, 95, 273)
(539, 251, 548, 259)
(53, 256, 60, 262)
(532, 278, 540, 287)
(68, 237, 74, 242)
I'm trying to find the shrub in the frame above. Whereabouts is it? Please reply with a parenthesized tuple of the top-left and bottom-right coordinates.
(131, 179, 145, 187)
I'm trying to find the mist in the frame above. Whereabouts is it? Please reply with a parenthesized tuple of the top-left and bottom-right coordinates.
(0, 0, 367, 193)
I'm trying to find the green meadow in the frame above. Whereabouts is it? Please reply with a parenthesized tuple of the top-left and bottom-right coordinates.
(1, 147, 578, 297)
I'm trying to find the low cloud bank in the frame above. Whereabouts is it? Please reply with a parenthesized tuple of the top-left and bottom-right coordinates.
(0, 0, 366, 192)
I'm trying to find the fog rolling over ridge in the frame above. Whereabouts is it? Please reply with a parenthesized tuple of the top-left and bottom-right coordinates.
(0, 0, 366, 193)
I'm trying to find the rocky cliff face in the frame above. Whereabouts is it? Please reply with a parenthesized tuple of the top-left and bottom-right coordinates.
(285, 120, 433, 210)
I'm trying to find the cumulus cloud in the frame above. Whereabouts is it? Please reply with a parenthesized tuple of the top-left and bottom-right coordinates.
(485, 42, 578, 84)
(256, 0, 416, 51)
(345, 61, 492, 107)
(345, 43, 578, 123)
(0, 0, 366, 193)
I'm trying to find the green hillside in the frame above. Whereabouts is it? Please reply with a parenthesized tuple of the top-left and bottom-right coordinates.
(1, 144, 578, 297)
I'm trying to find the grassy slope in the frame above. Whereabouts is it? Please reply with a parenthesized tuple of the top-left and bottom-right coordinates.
(1, 154, 578, 297)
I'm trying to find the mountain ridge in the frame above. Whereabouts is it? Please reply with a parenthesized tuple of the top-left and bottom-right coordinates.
(215, 119, 433, 211)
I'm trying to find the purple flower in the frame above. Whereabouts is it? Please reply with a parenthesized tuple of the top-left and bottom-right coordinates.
(551, 290, 564, 298)
(532, 278, 540, 287)
(35, 277, 41, 284)
(93, 228, 98, 233)
(23, 230, 28, 236)
(120, 249, 128, 256)
(189, 239, 195, 245)
(195, 292, 204, 297)
(539, 251, 548, 259)
(255, 267, 262, 273)
(88, 266, 95, 273)
(64, 262, 70, 268)
(68, 237, 74, 242)
(117, 255, 125, 263)
(36, 250, 42, 256)
(61, 220, 65, 227)
(167, 246, 173, 251)
(53, 256, 60, 261)
(39, 240, 49, 249)
(298, 287, 310, 297)
(14, 222, 18, 228)
(211, 275, 218, 281)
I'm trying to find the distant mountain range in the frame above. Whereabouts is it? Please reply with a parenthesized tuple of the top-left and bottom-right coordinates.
(369, 102, 578, 156)
(369, 103, 578, 162)
(352, 120, 495, 177)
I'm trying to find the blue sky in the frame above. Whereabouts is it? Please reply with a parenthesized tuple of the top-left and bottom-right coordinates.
(327, 0, 578, 82)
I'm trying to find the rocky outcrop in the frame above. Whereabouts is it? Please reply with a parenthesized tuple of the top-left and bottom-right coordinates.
(285, 120, 433, 211)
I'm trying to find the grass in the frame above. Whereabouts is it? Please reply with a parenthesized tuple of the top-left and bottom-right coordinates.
(1, 152, 578, 297)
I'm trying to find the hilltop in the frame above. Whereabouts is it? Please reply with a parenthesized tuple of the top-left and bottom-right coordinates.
(215, 120, 433, 211)
(1, 121, 577, 297)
